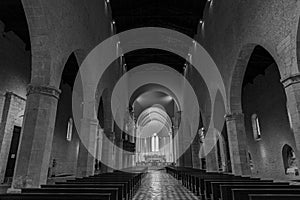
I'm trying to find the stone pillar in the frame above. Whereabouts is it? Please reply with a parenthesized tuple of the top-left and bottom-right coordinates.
(169, 134, 173, 162)
(202, 127, 219, 172)
(205, 145, 219, 172)
(11, 85, 60, 189)
(115, 135, 123, 170)
(178, 132, 185, 167)
(225, 113, 251, 175)
(175, 111, 186, 166)
(136, 136, 140, 163)
(142, 137, 147, 161)
(101, 131, 115, 172)
(175, 129, 181, 166)
(282, 73, 300, 164)
(191, 134, 201, 168)
(101, 91, 115, 172)
(76, 118, 98, 178)
(183, 147, 193, 167)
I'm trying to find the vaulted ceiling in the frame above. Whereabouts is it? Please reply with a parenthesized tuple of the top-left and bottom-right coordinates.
(242, 45, 276, 87)
(110, 0, 206, 37)
(110, 0, 208, 73)
(0, 0, 30, 50)
(0, 1, 276, 88)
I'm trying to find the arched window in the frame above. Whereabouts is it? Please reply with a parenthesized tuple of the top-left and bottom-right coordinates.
(251, 114, 261, 140)
(248, 152, 254, 170)
(151, 133, 159, 152)
(282, 144, 299, 175)
(287, 109, 293, 129)
(66, 118, 73, 141)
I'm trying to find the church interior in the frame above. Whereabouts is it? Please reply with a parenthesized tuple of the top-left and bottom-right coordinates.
(1, 0, 300, 199)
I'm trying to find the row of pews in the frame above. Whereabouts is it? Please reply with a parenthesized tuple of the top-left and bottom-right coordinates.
(166, 166, 300, 200)
(0, 167, 148, 200)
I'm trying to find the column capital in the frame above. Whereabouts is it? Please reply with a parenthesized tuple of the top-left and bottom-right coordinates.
(27, 85, 61, 99)
(281, 73, 300, 88)
(225, 112, 244, 121)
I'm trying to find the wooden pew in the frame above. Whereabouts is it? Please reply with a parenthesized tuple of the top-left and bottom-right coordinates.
(166, 166, 202, 180)
(61, 181, 130, 200)
(88, 173, 140, 190)
(232, 188, 300, 200)
(204, 179, 273, 200)
(0, 193, 111, 200)
(184, 171, 222, 190)
(165, 166, 227, 196)
(0, 170, 144, 200)
(212, 182, 290, 200)
(65, 172, 142, 200)
(183, 172, 233, 196)
(166, 166, 300, 200)
(22, 188, 119, 200)
(195, 174, 261, 199)
(42, 183, 125, 200)
(249, 194, 300, 200)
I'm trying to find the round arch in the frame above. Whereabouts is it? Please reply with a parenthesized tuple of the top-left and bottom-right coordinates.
(129, 83, 181, 111)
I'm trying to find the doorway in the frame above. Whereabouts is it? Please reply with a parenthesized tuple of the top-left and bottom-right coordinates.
(4, 126, 21, 183)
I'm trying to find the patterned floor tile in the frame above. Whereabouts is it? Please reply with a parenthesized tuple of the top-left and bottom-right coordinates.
(133, 170, 199, 200)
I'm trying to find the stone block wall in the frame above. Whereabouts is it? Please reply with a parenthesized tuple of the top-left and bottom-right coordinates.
(0, 93, 26, 183)
(243, 63, 297, 180)
(0, 20, 30, 98)
(51, 83, 80, 176)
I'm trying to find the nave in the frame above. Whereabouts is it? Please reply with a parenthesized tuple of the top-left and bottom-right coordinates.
(2, 0, 300, 199)
(2, 166, 300, 199)
(133, 170, 198, 200)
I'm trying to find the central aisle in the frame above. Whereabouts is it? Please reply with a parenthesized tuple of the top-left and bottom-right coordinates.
(133, 170, 199, 200)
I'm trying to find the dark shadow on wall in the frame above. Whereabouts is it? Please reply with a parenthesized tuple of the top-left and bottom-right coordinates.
(242, 45, 298, 180)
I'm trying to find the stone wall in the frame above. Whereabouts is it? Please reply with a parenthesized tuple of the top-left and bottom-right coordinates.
(23, 0, 113, 87)
(195, 0, 300, 107)
(0, 20, 31, 98)
(51, 83, 80, 176)
(192, 0, 300, 178)
(0, 93, 26, 182)
(242, 63, 297, 180)
(0, 20, 30, 183)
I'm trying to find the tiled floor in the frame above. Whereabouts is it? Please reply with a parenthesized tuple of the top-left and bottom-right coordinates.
(133, 170, 199, 200)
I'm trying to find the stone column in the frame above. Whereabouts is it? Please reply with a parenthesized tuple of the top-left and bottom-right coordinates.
(191, 134, 201, 168)
(173, 129, 178, 165)
(283, 73, 300, 164)
(142, 138, 146, 161)
(115, 133, 123, 170)
(136, 136, 140, 163)
(225, 113, 251, 175)
(11, 85, 60, 189)
(76, 118, 98, 178)
(101, 131, 115, 172)
(182, 120, 193, 168)
(183, 147, 193, 167)
(100, 90, 115, 172)
(169, 133, 173, 162)
(205, 145, 219, 172)
(175, 111, 186, 166)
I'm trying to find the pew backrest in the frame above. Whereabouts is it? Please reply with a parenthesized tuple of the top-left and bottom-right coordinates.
(232, 188, 300, 200)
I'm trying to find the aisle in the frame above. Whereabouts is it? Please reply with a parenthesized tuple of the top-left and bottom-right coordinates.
(133, 170, 199, 200)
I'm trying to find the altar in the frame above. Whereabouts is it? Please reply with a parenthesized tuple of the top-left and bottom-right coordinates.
(144, 154, 166, 163)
